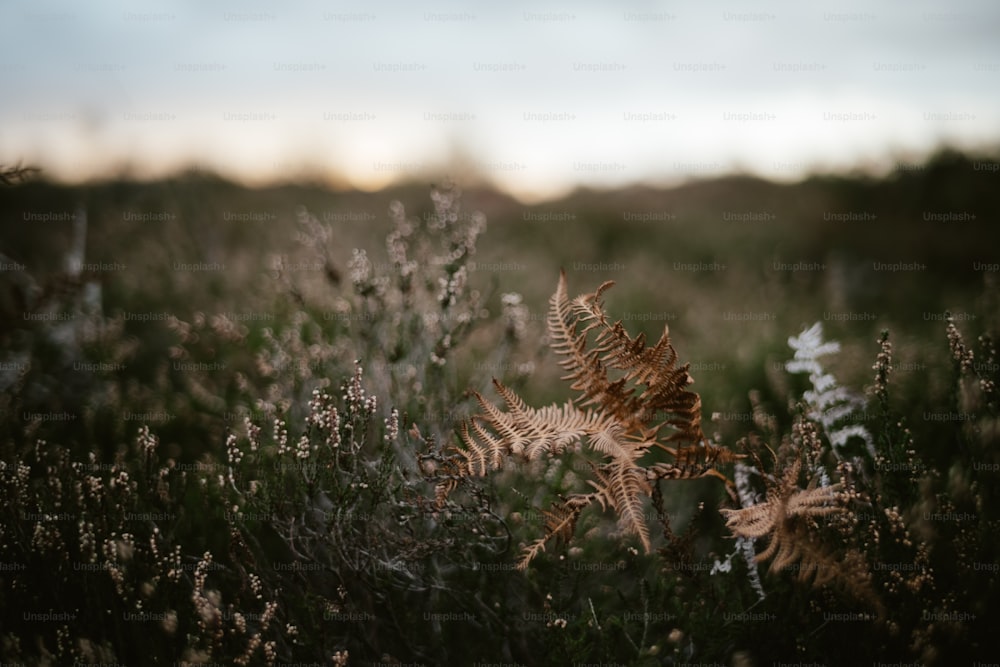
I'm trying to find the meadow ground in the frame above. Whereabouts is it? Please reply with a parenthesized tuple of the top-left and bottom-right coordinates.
(0, 149, 998, 664)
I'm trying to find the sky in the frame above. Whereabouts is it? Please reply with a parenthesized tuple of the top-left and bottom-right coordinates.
(1, 0, 998, 202)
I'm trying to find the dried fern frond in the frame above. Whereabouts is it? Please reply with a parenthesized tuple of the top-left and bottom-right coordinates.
(517, 494, 594, 570)
(720, 460, 843, 553)
(456, 380, 619, 477)
(720, 457, 879, 610)
(549, 271, 705, 442)
(589, 459, 653, 552)
(648, 440, 744, 492)
(446, 271, 741, 567)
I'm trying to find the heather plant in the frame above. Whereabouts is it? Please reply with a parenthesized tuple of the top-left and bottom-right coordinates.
(177, 182, 536, 453)
(133, 185, 545, 662)
(218, 362, 520, 662)
(0, 427, 297, 665)
(273, 183, 508, 441)
(3, 185, 532, 664)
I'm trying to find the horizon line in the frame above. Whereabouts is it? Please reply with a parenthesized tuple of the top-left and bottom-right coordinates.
(5, 142, 999, 205)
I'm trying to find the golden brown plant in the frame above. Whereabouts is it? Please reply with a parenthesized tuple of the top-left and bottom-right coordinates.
(721, 454, 881, 612)
(721, 459, 840, 570)
(442, 271, 742, 568)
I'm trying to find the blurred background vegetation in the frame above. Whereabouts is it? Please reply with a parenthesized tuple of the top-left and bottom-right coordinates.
(2, 147, 997, 452)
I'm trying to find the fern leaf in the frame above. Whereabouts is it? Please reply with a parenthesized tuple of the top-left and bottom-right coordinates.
(612, 461, 653, 552)
(472, 389, 531, 456)
(517, 494, 594, 569)
(492, 379, 599, 459)
(721, 455, 879, 610)
(656, 441, 744, 478)
(549, 272, 645, 422)
(588, 422, 643, 463)
(588, 460, 652, 553)
(445, 272, 741, 567)
(458, 419, 503, 476)
(719, 503, 777, 539)
(517, 537, 550, 570)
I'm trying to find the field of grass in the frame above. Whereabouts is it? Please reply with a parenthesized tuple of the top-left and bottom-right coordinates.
(1, 149, 998, 665)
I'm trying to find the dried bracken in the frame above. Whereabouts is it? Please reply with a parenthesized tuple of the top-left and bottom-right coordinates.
(722, 459, 835, 564)
(444, 271, 742, 568)
(721, 440, 881, 612)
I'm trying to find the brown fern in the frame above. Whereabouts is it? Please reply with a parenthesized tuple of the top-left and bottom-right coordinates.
(721, 458, 881, 611)
(446, 271, 742, 568)
(517, 494, 595, 569)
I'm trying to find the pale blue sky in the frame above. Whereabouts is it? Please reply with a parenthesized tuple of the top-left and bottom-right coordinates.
(1, 0, 998, 200)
